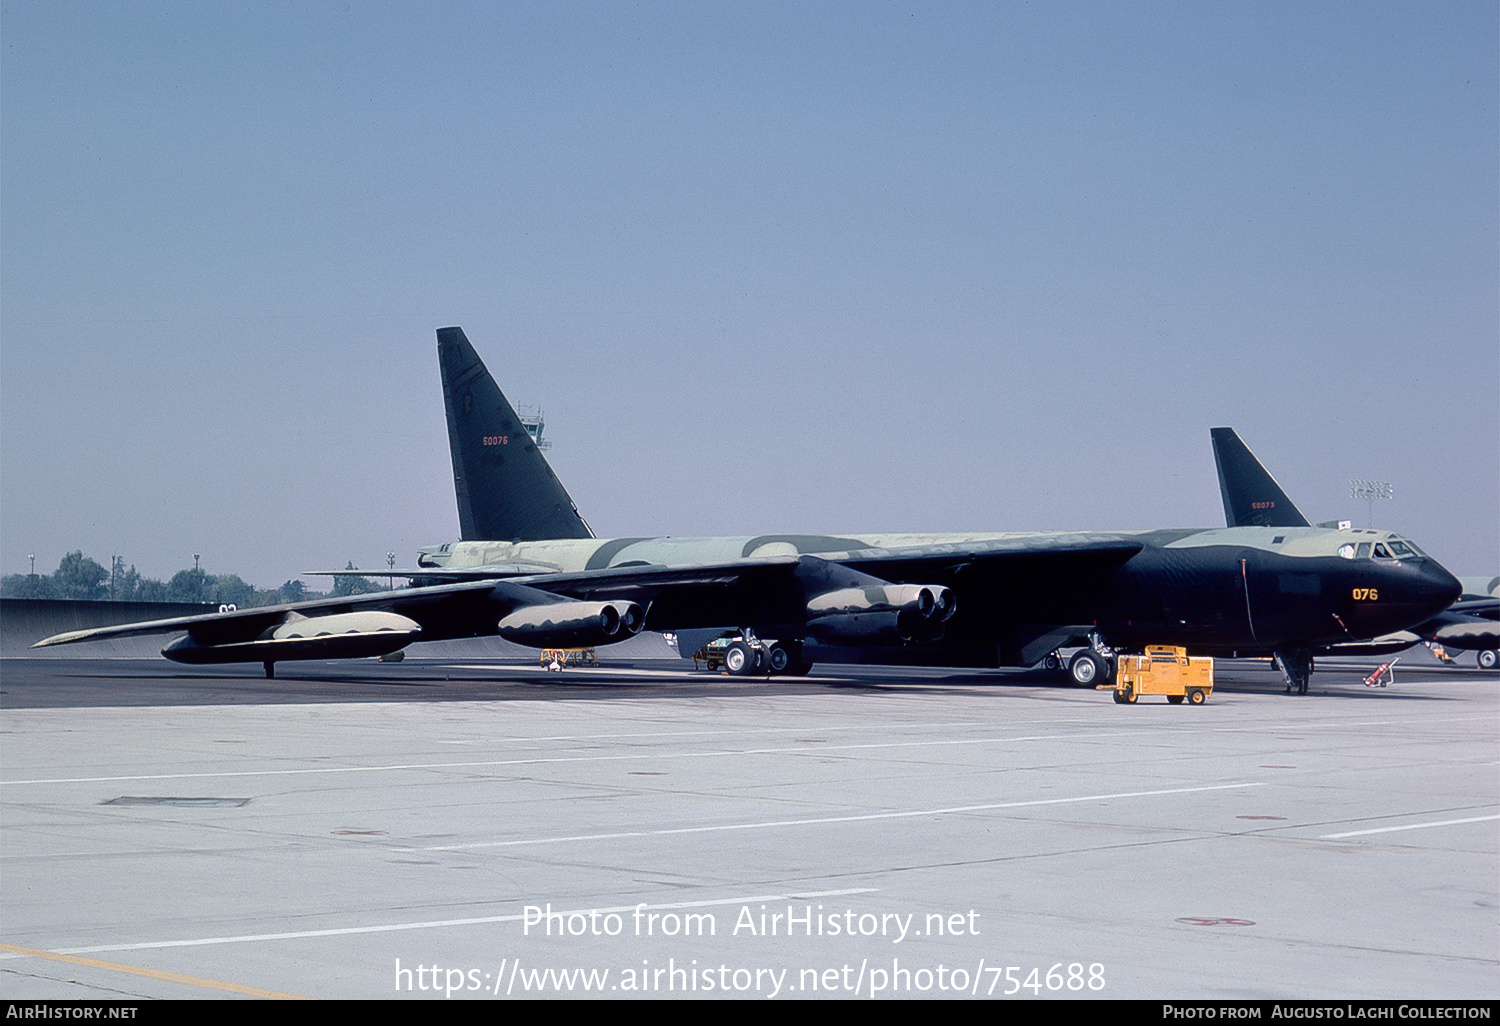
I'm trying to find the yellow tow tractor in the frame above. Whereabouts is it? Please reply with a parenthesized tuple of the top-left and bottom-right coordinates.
(1102, 645, 1214, 705)
(690, 636, 732, 672)
(540, 647, 599, 670)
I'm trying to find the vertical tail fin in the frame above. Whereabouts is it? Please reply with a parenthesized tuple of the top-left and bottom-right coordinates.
(438, 327, 594, 542)
(1211, 427, 1311, 528)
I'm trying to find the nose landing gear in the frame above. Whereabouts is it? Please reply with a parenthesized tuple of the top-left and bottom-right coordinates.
(1274, 648, 1314, 694)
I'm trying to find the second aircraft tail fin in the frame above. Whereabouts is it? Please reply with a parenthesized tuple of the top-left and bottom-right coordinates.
(1211, 427, 1311, 529)
(438, 327, 594, 542)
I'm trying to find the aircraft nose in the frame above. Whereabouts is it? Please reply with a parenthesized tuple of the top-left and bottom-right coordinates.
(1355, 556, 1462, 638)
(1384, 557, 1462, 619)
(1417, 559, 1463, 610)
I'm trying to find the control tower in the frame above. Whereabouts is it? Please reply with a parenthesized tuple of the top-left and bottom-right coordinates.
(515, 405, 551, 450)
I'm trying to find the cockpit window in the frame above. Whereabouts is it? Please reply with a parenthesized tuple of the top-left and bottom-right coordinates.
(1356, 542, 1371, 558)
(1338, 544, 1356, 559)
(1387, 540, 1419, 558)
(1373, 543, 1392, 559)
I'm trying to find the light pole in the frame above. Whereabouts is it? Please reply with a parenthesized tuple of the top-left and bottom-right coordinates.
(1350, 480, 1392, 529)
(387, 552, 396, 591)
(194, 554, 201, 603)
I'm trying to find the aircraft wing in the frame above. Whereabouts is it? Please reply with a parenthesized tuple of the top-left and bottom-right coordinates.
(29, 578, 507, 648)
(29, 560, 808, 653)
(470, 534, 1143, 604)
(34, 536, 1143, 666)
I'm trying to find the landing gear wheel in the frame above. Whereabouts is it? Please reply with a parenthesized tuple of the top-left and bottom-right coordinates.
(767, 645, 790, 674)
(1167, 695, 1184, 704)
(723, 641, 761, 676)
(1069, 650, 1108, 687)
(1187, 688, 1206, 705)
(1479, 650, 1499, 671)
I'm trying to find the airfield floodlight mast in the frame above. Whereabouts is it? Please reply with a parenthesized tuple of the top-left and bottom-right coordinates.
(387, 552, 396, 590)
(1350, 480, 1393, 529)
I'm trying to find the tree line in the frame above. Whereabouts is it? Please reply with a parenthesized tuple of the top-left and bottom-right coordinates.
(1, 552, 387, 605)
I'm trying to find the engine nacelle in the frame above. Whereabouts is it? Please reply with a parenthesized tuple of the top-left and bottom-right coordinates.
(1430, 619, 1500, 651)
(816, 585, 954, 624)
(162, 611, 421, 664)
(497, 600, 645, 648)
(804, 583, 956, 645)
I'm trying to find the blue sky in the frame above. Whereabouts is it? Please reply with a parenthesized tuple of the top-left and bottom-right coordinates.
(2, 1, 1495, 587)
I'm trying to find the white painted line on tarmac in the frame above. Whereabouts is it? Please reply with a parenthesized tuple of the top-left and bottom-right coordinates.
(411, 782, 1269, 851)
(0, 888, 878, 958)
(0, 729, 1151, 787)
(1320, 813, 1500, 839)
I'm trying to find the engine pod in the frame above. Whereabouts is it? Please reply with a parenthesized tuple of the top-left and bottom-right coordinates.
(497, 600, 645, 648)
(806, 584, 956, 623)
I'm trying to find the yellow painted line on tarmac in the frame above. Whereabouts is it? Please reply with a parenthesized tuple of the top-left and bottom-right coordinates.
(0, 942, 309, 999)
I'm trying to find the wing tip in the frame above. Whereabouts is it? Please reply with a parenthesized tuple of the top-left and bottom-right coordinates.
(32, 629, 95, 648)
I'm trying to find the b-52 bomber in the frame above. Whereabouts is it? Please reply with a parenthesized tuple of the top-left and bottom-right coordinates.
(36, 327, 1462, 694)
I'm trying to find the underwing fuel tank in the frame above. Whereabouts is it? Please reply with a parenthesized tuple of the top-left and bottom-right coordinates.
(162, 611, 421, 664)
(497, 600, 645, 648)
(805, 584, 957, 644)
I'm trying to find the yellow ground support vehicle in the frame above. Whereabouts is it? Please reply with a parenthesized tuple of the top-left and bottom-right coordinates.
(690, 636, 732, 671)
(1102, 645, 1213, 705)
(540, 647, 599, 669)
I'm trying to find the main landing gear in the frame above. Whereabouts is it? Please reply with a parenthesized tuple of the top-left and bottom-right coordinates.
(1068, 650, 1112, 687)
(1063, 633, 1118, 688)
(723, 631, 812, 678)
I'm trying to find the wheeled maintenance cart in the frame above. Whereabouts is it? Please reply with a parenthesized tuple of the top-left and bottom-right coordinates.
(1102, 645, 1214, 705)
(540, 647, 599, 669)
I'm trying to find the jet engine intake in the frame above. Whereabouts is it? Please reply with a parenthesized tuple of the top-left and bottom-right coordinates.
(497, 600, 645, 648)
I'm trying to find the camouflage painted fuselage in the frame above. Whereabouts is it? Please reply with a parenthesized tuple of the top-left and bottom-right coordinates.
(419, 525, 1460, 666)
